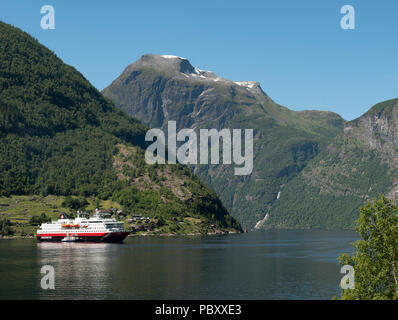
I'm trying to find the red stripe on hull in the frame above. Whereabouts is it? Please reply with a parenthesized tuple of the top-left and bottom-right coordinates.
(36, 232, 130, 243)
(37, 233, 108, 237)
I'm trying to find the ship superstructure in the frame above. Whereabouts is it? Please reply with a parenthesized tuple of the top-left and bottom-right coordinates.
(36, 209, 130, 242)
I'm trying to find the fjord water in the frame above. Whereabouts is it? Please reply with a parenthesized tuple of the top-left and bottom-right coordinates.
(0, 230, 358, 300)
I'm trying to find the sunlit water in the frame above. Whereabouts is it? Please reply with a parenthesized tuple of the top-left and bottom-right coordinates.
(0, 230, 358, 300)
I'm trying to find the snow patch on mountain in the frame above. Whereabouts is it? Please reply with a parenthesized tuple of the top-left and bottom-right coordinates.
(161, 55, 186, 60)
(235, 81, 257, 89)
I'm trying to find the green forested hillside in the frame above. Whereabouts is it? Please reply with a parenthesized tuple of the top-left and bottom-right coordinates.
(265, 98, 398, 229)
(0, 21, 147, 196)
(0, 22, 242, 235)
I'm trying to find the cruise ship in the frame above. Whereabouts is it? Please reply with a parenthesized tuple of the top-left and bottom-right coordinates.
(36, 209, 130, 243)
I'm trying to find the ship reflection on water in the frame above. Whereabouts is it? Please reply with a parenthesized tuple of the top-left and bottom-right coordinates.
(37, 242, 117, 299)
(36, 238, 210, 300)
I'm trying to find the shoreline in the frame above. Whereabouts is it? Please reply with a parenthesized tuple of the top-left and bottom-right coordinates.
(128, 230, 243, 237)
(0, 230, 244, 240)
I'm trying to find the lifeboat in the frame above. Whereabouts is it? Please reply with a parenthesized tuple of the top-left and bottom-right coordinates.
(62, 224, 80, 228)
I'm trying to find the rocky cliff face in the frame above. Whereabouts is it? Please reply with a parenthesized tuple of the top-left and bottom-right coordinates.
(350, 100, 398, 149)
(266, 98, 398, 229)
(347, 99, 398, 198)
(103, 54, 345, 229)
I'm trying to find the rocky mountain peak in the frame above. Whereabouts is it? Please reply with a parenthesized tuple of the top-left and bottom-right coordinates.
(124, 54, 197, 76)
(119, 54, 266, 95)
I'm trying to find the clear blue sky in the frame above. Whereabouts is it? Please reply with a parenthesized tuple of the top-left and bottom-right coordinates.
(1, 0, 398, 120)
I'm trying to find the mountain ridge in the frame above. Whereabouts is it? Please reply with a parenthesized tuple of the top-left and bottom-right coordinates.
(103, 53, 345, 229)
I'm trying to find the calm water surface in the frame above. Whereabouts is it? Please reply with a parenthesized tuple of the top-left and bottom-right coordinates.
(0, 230, 358, 300)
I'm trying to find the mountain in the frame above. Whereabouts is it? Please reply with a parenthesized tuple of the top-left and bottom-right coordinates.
(102, 54, 345, 229)
(264, 98, 398, 229)
(0, 22, 242, 235)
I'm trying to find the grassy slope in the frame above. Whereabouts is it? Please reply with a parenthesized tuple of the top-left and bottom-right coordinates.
(0, 195, 121, 236)
(0, 195, 237, 237)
